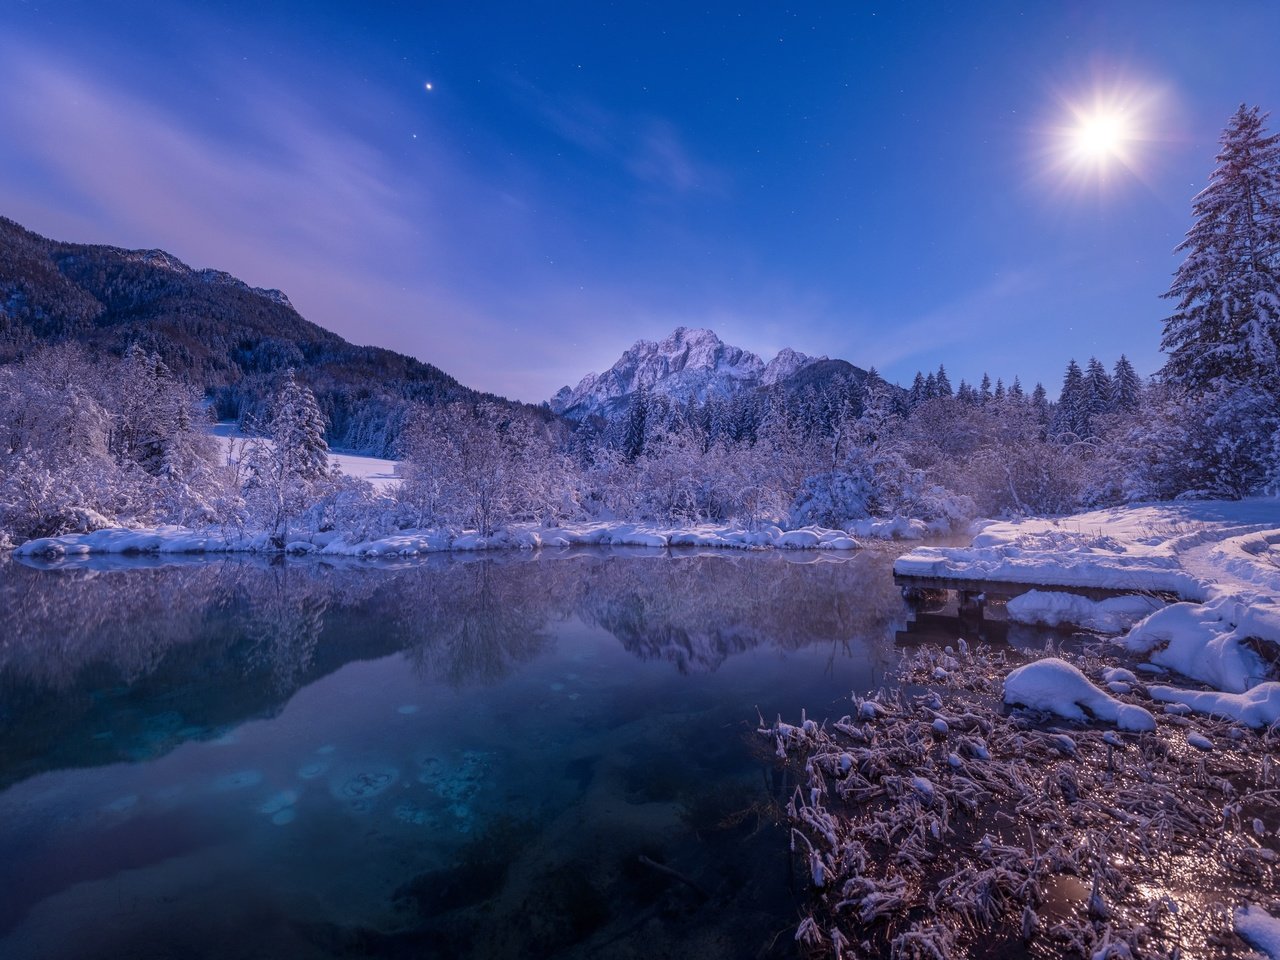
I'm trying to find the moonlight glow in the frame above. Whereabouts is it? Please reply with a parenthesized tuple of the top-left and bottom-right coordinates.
(1071, 110, 1130, 162)
(1044, 81, 1165, 188)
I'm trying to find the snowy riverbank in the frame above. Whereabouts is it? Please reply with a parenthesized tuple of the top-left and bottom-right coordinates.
(777, 496, 1280, 959)
(895, 496, 1280, 725)
(9, 515, 948, 560)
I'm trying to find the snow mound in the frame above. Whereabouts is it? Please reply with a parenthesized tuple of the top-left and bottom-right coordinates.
(1236, 904, 1280, 959)
(1123, 599, 1273, 693)
(845, 516, 932, 540)
(1148, 683, 1280, 729)
(1006, 590, 1163, 634)
(1003, 658, 1155, 732)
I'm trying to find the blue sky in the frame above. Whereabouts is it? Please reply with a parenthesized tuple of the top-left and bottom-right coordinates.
(3, 1, 1279, 401)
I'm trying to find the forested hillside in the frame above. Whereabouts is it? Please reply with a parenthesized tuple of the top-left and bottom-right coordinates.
(0, 216, 543, 455)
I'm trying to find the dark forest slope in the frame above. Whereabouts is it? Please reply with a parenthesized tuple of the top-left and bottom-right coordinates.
(0, 216, 545, 455)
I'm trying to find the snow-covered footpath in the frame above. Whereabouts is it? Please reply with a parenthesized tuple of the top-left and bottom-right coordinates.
(896, 498, 1280, 729)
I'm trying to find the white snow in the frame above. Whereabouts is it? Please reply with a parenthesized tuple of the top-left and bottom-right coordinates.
(900, 498, 1280, 706)
(1236, 904, 1280, 958)
(1186, 732, 1214, 751)
(845, 516, 936, 540)
(1003, 658, 1156, 732)
(210, 422, 400, 491)
(12, 519, 868, 559)
(549, 326, 822, 418)
(1124, 600, 1272, 693)
(1148, 683, 1280, 729)
(1006, 590, 1163, 634)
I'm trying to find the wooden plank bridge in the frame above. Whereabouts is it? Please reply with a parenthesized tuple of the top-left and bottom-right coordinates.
(893, 572, 1178, 621)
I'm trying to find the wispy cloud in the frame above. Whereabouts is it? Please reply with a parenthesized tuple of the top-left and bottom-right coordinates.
(856, 270, 1045, 375)
(511, 75, 719, 194)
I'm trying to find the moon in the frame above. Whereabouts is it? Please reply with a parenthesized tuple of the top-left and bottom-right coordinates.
(1070, 110, 1129, 163)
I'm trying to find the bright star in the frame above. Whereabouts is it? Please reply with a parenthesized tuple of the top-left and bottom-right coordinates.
(424, 82, 433, 92)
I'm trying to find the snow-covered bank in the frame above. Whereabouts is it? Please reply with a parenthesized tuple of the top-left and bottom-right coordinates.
(897, 497, 1280, 721)
(11, 519, 879, 559)
(1006, 590, 1163, 633)
(896, 498, 1280, 598)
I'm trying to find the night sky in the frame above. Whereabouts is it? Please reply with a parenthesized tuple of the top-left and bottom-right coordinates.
(3, 1, 1279, 401)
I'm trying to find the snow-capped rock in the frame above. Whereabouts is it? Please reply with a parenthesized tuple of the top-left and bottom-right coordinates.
(761, 346, 825, 386)
(549, 326, 822, 418)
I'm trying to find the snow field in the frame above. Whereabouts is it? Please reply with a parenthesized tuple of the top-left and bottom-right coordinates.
(211, 422, 401, 492)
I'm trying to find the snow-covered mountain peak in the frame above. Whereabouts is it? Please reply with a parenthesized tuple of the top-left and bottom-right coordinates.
(762, 346, 826, 386)
(549, 326, 823, 419)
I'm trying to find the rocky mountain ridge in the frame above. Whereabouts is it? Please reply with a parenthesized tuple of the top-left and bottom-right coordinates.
(550, 326, 831, 419)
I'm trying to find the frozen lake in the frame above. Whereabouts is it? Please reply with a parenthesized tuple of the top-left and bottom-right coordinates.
(0, 548, 914, 960)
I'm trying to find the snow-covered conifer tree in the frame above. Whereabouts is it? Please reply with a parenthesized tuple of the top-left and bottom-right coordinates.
(1083, 357, 1113, 431)
(1051, 360, 1086, 440)
(1162, 105, 1280, 393)
(909, 372, 927, 408)
(244, 370, 332, 542)
(1111, 356, 1141, 411)
(934, 364, 953, 398)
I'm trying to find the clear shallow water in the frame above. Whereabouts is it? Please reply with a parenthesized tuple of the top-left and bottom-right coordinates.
(0, 548, 911, 960)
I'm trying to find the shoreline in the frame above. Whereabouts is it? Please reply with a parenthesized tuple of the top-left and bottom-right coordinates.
(7, 516, 951, 561)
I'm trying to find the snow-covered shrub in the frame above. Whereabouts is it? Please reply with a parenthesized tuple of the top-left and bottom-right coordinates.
(1114, 382, 1279, 502)
(788, 469, 876, 528)
(398, 401, 575, 535)
(0, 345, 236, 543)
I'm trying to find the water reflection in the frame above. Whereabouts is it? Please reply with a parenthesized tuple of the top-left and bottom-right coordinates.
(0, 549, 909, 960)
(0, 550, 907, 789)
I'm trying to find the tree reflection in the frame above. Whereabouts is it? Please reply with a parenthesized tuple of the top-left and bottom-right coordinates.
(395, 559, 563, 686)
(576, 553, 906, 674)
(0, 549, 908, 786)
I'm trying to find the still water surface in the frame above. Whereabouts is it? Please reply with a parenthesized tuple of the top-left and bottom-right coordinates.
(0, 548, 913, 959)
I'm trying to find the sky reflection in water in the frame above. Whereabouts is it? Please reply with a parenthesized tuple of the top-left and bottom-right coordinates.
(0, 549, 909, 960)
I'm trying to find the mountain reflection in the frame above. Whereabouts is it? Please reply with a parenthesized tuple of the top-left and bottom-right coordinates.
(0, 549, 906, 787)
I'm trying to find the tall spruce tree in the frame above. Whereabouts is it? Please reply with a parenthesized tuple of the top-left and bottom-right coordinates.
(1111, 355, 1141, 411)
(1083, 357, 1113, 429)
(1161, 105, 1280, 393)
(271, 370, 332, 484)
(1051, 360, 1086, 439)
(621, 386, 650, 462)
(934, 364, 953, 397)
